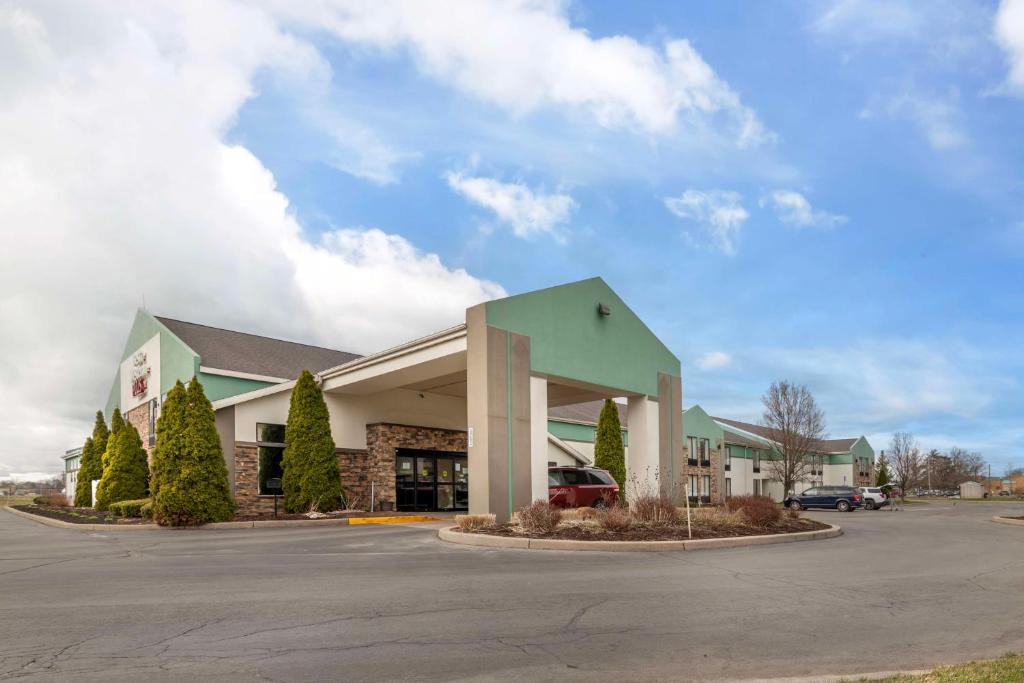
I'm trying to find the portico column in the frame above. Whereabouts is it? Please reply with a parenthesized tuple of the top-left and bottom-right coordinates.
(626, 395, 660, 496)
(530, 376, 548, 503)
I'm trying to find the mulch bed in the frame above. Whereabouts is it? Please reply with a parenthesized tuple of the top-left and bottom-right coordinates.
(12, 504, 148, 525)
(462, 517, 829, 541)
(234, 510, 420, 522)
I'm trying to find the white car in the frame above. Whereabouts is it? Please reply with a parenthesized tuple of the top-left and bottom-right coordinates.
(857, 487, 888, 510)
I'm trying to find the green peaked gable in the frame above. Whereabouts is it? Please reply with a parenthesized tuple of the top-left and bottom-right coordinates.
(483, 277, 680, 397)
(683, 405, 724, 444)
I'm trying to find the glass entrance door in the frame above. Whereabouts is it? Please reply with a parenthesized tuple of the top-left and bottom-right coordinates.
(396, 449, 469, 512)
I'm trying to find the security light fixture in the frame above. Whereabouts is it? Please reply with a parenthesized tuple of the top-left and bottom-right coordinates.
(597, 302, 611, 316)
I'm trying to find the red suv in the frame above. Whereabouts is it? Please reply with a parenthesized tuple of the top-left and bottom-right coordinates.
(548, 467, 620, 508)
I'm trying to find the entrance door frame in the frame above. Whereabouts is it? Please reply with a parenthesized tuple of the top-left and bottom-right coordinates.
(395, 448, 468, 512)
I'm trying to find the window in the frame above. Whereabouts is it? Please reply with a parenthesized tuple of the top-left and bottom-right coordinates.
(548, 471, 564, 486)
(699, 438, 710, 466)
(753, 450, 761, 473)
(561, 469, 584, 485)
(725, 446, 732, 471)
(701, 475, 711, 500)
(753, 479, 761, 496)
(687, 436, 698, 465)
(257, 423, 286, 495)
(725, 477, 732, 498)
(688, 474, 697, 497)
(589, 470, 615, 485)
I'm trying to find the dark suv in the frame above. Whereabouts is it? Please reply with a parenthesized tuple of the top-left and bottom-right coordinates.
(784, 486, 862, 512)
(548, 467, 620, 508)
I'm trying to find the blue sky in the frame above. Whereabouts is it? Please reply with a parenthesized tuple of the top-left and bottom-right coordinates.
(229, 1, 1023, 464)
(2, 0, 1023, 476)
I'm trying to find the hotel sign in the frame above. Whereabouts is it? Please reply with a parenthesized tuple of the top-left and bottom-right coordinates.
(130, 350, 151, 398)
(120, 333, 161, 413)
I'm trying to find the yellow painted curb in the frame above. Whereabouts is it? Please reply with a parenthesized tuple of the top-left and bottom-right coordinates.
(348, 515, 440, 525)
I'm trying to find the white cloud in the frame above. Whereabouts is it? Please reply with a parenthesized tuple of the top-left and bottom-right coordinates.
(445, 172, 576, 239)
(0, 1, 505, 475)
(696, 351, 732, 370)
(664, 190, 748, 256)
(765, 190, 847, 229)
(753, 341, 999, 425)
(268, 0, 770, 146)
(860, 92, 967, 151)
(996, 0, 1024, 92)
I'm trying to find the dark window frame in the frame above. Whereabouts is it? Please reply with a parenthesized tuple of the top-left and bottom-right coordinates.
(256, 423, 287, 496)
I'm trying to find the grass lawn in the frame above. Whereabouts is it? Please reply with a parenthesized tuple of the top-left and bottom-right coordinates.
(1, 495, 36, 507)
(848, 654, 1024, 682)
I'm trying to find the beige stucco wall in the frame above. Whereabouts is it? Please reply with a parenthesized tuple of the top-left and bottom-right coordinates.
(231, 386, 467, 449)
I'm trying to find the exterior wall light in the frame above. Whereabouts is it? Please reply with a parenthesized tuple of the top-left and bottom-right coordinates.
(597, 302, 611, 316)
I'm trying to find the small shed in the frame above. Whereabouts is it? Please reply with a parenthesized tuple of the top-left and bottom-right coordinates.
(959, 481, 985, 499)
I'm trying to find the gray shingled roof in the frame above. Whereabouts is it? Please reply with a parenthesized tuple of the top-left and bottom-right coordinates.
(548, 400, 626, 424)
(714, 416, 858, 454)
(156, 317, 361, 380)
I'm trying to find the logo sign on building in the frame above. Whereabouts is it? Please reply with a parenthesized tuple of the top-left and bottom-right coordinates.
(120, 333, 161, 414)
(131, 350, 151, 398)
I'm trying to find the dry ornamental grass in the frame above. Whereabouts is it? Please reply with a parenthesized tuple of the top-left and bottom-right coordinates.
(455, 513, 496, 531)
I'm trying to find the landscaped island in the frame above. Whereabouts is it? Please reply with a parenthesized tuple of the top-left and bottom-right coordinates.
(454, 494, 829, 542)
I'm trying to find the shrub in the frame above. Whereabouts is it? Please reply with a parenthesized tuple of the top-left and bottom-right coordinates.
(95, 422, 149, 511)
(516, 501, 562, 534)
(75, 411, 110, 507)
(108, 498, 151, 518)
(726, 495, 781, 527)
(630, 493, 681, 526)
(140, 500, 153, 520)
(152, 379, 236, 526)
(282, 370, 342, 513)
(786, 507, 801, 520)
(691, 506, 745, 527)
(32, 496, 47, 505)
(594, 399, 626, 488)
(455, 513, 496, 531)
(595, 505, 633, 532)
(45, 493, 69, 507)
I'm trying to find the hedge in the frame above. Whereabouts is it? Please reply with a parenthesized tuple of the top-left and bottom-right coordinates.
(108, 498, 151, 518)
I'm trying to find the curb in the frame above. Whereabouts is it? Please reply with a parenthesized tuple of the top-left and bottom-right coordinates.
(437, 524, 842, 552)
(3, 505, 156, 531)
(991, 515, 1024, 527)
(4, 506, 441, 531)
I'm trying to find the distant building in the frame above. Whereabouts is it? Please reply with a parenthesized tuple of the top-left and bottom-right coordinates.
(960, 481, 985, 499)
(63, 447, 82, 503)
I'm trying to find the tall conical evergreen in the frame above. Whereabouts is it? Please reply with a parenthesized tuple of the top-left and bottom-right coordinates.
(152, 379, 235, 526)
(150, 380, 187, 502)
(95, 422, 149, 511)
(75, 411, 109, 507)
(282, 369, 341, 513)
(876, 453, 891, 487)
(594, 399, 626, 489)
(101, 408, 125, 470)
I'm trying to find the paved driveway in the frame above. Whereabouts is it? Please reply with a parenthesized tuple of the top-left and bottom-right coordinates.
(1, 502, 1023, 682)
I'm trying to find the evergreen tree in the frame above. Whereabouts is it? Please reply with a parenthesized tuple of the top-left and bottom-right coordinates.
(150, 381, 187, 502)
(594, 399, 626, 489)
(282, 369, 341, 513)
(152, 379, 235, 526)
(100, 408, 125, 471)
(95, 422, 149, 510)
(876, 453, 891, 487)
(74, 411, 109, 507)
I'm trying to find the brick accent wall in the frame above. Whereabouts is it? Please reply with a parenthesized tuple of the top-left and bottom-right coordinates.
(231, 423, 467, 518)
(124, 402, 154, 460)
(365, 423, 468, 510)
(682, 442, 723, 504)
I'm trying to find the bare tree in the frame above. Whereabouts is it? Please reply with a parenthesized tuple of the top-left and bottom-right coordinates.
(761, 380, 826, 497)
(948, 446, 985, 483)
(889, 432, 921, 499)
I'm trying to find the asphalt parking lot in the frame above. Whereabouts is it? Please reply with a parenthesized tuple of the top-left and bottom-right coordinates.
(2, 501, 1024, 682)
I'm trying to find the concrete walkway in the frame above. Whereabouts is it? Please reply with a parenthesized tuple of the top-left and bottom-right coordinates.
(1, 501, 1023, 682)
